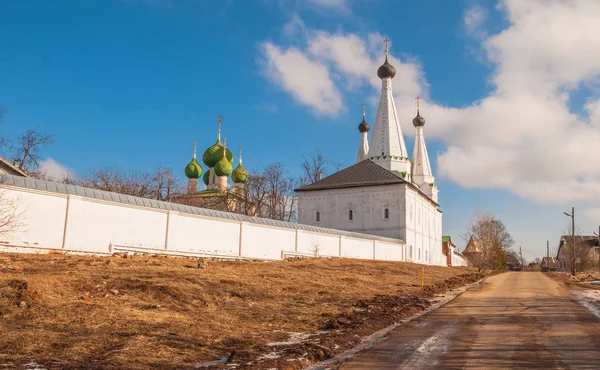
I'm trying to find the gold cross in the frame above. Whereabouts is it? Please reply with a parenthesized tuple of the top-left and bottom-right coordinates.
(193, 141, 197, 155)
(416, 96, 421, 110)
(383, 37, 390, 56)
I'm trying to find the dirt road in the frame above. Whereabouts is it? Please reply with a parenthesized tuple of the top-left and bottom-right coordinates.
(339, 272, 600, 369)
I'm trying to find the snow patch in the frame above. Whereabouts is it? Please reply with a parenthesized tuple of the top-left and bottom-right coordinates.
(572, 289, 600, 319)
(399, 326, 455, 368)
(23, 362, 46, 370)
(267, 332, 313, 346)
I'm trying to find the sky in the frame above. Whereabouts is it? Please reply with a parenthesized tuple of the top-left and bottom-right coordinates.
(1, 0, 600, 261)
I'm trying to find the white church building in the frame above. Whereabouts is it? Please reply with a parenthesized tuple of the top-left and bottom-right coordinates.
(296, 41, 444, 266)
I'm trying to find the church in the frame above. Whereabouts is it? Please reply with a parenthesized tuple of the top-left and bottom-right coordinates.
(296, 40, 443, 266)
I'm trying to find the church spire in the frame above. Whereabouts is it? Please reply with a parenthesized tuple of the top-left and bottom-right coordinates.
(368, 38, 410, 175)
(357, 103, 370, 163)
(411, 97, 437, 202)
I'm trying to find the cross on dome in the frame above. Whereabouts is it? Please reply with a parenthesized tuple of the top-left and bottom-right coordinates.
(383, 37, 390, 57)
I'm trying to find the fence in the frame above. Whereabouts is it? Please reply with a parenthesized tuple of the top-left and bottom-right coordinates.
(0, 175, 406, 262)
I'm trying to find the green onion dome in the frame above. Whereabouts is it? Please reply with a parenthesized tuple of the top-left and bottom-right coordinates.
(202, 139, 234, 167)
(231, 164, 248, 183)
(202, 168, 210, 185)
(213, 153, 233, 177)
(184, 157, 203, 179)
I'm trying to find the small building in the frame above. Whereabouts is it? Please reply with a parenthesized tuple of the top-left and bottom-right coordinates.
(0, 157, 28, 177)
(442, 236, 455, 266)
(556, 235, 600, 272)
(540, 257, 559, 272)
(442, 235, 468, 267)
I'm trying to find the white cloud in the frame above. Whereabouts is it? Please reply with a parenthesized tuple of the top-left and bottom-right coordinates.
(38, 158, 73, 182)
(584, 208, 600, 224)
(259, 0, 600, 205)
(307, 0, 348, 12)
(464, 5, 488, 39)
(259, 29, 426, 116)
(260, 43, 343, 116)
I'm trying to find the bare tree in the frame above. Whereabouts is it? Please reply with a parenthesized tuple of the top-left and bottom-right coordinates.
(78, 166, 183, 200)
(464, 210, 515, 271)
(151, 166, 184, 201)
(232, 163, 296, 221)
(12, 129, 54, 173)
(262, 163, 295, 221)
(300, 149, 329, 186)
(0, 188, 24, 235)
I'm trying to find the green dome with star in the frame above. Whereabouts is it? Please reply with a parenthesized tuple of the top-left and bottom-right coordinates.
(231, 164, 248, 183)
(202, 139, 234, 167)
(184, 157, 202, 179)
(214, 154, 233, 177)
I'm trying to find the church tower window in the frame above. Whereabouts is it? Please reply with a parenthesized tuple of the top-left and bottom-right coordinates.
(383, 208, 389, 219)
(315, 211, 320, 222)
(348, 209, 353, 221)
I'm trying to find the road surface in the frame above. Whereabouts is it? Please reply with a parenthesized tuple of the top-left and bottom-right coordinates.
(340, 272, 600, 369)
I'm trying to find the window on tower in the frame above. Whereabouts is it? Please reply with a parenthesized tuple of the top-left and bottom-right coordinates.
(348, 209, 353, 221)
(315, 211, 320, 222)
(383, 208, 389, 219)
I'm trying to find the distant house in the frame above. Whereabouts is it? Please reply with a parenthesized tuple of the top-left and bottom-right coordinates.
(556, 235, 600, 271)
(540, 257, 559, 272)
(462, 236, 481, 266)
(0, 157, 28, 177)
(505, 252, 522, 271)
(442, 236, 468, 267)
(442, 236, 453, 266)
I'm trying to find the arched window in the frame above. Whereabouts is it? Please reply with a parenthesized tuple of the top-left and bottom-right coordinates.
(384, 208, 389, 219)
(315, 211, 320, 222)
(348, 209, 353, 221)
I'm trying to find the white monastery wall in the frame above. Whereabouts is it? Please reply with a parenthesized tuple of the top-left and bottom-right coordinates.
(241, 223, 296, 260)
(4, 190, 67, 249)
(374, 241, 404, 261)
(340, 237, 375, 259)
(167, 212, 240, 256)
(0, 182, 416, 263)
(295, 231, 340, 257)
(65, 198, 168, 253)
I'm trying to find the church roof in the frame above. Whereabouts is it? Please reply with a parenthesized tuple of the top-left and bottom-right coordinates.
(0, 157, 28, 177)
(295, 159, 405, 192)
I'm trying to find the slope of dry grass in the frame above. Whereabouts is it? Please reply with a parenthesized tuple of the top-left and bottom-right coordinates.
(0, 253, 478, 369)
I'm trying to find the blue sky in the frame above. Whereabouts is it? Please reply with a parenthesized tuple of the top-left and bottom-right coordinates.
(2, 0, 600, 261)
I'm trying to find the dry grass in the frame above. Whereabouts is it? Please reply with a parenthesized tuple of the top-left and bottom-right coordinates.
(0, 253, 477, 369)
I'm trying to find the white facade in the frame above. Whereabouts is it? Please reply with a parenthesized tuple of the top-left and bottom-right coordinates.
(297, 183, 443, 266)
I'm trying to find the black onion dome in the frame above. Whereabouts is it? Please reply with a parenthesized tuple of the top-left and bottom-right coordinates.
(377, 57, 396, 79)
(413, 110, 426, 127)
(358, 117, 370, 133)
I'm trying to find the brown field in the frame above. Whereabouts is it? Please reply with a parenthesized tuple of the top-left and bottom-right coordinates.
(0, 253, 481, 369)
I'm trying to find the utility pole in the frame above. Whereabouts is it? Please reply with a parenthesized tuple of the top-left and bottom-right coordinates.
(519, 246, 523, 271)
(594, 226, 600, 274)
(547, 240, 549, 260)
(564, 207, 576, 274)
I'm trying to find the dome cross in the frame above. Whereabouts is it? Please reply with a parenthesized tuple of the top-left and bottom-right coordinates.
(383, 37, 390, 57)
